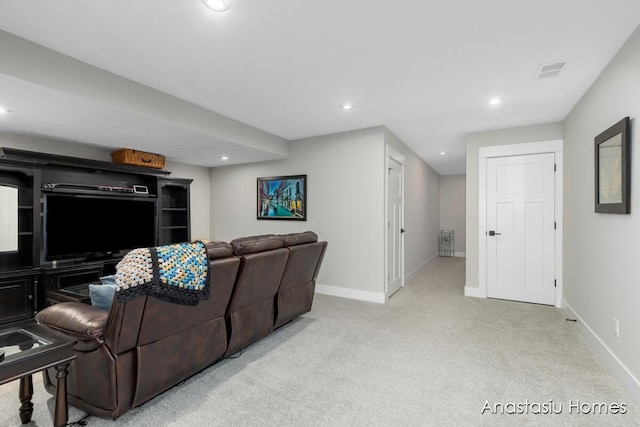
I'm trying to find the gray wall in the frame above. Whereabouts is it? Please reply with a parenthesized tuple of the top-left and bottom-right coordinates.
(465, 122, 564, 289)
(210, 126, 440, 301)
(563, 25, 640, 390)
(211, 127, 386, 299)
(439, 175, 466, 254)
(0, 131, 212, 240)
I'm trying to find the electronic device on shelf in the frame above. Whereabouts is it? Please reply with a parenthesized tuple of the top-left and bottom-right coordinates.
(133, 185, 149, 194)
(42, 183, 139, 193)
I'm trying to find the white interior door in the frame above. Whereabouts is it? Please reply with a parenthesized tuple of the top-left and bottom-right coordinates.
(386, 157, 403, 297)
(486, 153, 555, 305)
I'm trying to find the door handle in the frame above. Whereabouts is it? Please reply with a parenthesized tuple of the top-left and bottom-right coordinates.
(401, 228, 405, 233)
(488, 230, 502, 236)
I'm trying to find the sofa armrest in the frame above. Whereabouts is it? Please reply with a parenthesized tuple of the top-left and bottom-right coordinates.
(35, 302, 108, 343)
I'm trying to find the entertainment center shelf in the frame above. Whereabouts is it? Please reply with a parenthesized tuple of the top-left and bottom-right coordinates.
(0, 148, 192, 325)
(158, 178, 190, 245)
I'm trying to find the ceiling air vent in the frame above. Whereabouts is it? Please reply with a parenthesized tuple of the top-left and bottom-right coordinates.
(536, 61, 566, 79)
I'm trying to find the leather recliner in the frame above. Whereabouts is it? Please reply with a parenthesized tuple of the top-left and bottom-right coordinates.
(35, 241, 240, 419)
(35, 232, 327, 419)
(274, 231, 327, 329)
(224, 234, 289, 357)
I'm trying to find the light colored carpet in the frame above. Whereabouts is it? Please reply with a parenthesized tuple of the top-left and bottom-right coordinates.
(1, 256, 638, 426)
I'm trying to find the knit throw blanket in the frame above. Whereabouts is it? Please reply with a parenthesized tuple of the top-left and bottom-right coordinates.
(115, 241, 210, 306)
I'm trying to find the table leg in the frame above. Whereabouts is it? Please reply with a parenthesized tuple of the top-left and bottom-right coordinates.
(54, 363, 70, 427)
(18, 374, 34, 424)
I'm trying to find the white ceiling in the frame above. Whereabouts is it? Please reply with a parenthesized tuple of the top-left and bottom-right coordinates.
(0, 1, 639, 175)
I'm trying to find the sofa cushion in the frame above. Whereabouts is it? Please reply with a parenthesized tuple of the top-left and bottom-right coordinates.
(281, 231, 318, 247)
(230, 234, 284, 255)
(35, 302, 108, 341)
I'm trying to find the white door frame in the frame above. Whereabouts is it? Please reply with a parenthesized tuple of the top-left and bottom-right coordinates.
(385, 145, 405, 301)
(478, 140, 563, 307)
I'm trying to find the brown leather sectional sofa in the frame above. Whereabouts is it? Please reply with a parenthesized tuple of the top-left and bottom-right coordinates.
(34, 231, 327, 419)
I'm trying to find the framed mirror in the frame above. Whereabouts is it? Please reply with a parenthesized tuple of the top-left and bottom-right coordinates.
(0, 184, 19, 252)
(595, 117, 631, 214)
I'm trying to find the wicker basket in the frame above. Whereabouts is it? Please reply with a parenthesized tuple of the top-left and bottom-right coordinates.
(111, 149, 165, 169)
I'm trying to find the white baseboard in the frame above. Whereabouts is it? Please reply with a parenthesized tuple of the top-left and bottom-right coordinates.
(563, 300, 640, 403)
(315, 283, 385, 304)
(454, 251, 465, 257)
(464, 286, 485, 298)
(404, 253, 437, 284)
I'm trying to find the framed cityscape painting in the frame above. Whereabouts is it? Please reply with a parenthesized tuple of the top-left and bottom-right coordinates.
(257, 175, 307, 220)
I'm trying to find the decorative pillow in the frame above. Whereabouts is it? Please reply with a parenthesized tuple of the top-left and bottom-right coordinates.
(89, 283, 117, 311)
(99, 275, 117, 285)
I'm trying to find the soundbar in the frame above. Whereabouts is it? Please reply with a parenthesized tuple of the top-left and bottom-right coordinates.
(42, 183, 149, 194)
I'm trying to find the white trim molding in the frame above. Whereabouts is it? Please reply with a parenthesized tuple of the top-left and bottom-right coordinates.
(564, 300, 640, 402)
(316, 283, 386, 304)
(464, 286, 485, 298)
(404, 253, 437, 285)
(478, 139, 563, 158)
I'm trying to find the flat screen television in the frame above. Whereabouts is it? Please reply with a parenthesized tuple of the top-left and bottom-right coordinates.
(43, 193, 157, 261)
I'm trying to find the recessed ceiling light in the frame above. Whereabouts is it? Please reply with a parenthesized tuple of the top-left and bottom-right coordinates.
(220, 155, 229, 161)
(487, 97, 501, 106)
(440, 151, 447, 155)
(340, 103, 354, 110)
(201, 0, 229, 12)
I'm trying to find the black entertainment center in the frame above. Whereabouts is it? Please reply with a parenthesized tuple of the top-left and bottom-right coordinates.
(0, 147, 192, 325)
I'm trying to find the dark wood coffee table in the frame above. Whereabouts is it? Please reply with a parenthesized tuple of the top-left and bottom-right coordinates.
(0, 319, 76, 427)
